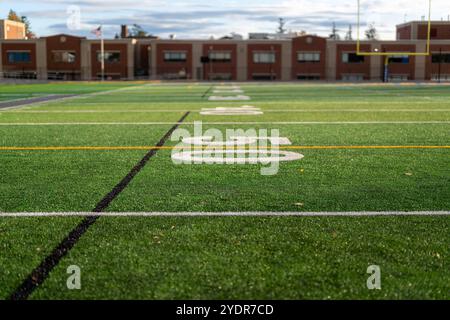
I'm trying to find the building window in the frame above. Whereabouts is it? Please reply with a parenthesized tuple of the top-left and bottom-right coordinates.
(209, 52, 232, 62)
(388, 55, 410, 64)
(431, 28, 438, 38)
(432, 53, 450, 63)
(164, 52, 187, 62)
(389, 74, 409, 81)
(3, 71, 37, 79)
(342, 74, 364, 81)
(47, 72, 81, 81)
(7, 51, 31, 63)
(97, 51, 121, 63)
(96, 73, 121, 80)
(431, 74, 450, 81)
(253, 52, 276, 63)
(297, 74, 321, 80)
(209, 73, 232, 80)
(342, 53, 365, 63)
(52, 51, 76, 63)
(297, 52, 321, 63)
(252, 73, 276, 80)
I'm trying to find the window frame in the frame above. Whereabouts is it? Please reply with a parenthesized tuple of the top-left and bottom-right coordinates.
(388, 55, 410, 64)
(97, 51, 121, 64)
(297, 74, 321, 80)
(253, 51, 276, 64)
(7, 50, 32, 64)
(341, 74, 364, 81)
(52, 50, 77, 63)
(163, 51, 188, 62)
(431, 53, 450, 64)
(342, 52, 365, 64)
(297, 52, 321, 63)
(208, 51, 232, 63)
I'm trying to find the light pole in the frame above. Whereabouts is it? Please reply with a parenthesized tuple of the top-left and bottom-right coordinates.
(100, 29, 105, 81)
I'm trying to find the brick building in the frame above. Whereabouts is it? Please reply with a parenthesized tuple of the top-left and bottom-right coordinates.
(1, 21, 450, 82)
(0, 19, 26, 40)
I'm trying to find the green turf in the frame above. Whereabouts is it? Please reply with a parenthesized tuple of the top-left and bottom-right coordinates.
(31, 217, 449, 300)
(0, 82, 137, 95)
(0, 82, 449, 299)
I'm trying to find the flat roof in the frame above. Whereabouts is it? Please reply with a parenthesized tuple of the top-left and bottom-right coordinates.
(397, 20, 450, 28)
(0, 19, 25, 26)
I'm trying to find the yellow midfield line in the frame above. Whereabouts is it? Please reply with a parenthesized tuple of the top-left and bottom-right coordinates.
(0, 146, 449, 151)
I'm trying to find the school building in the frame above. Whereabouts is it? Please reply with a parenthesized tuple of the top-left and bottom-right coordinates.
(1, 20, 450, 82)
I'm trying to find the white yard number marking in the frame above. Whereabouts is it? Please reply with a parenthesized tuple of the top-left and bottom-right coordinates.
(213, 89, 244, 94)
(214, 86, 241, 90)
(200, 106, 263, 115)
(171, 135, 304, 175)
(208, 95, 251, 101)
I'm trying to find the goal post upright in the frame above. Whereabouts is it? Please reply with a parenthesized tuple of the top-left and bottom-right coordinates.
(356, 0, 432, 57)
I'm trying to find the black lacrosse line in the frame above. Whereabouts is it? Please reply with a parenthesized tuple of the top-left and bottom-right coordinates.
(9, 111, 190, 300)
(201, 85, 213, 99)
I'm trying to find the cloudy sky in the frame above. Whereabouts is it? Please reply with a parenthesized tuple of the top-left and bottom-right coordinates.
(1, 0, 449, 40)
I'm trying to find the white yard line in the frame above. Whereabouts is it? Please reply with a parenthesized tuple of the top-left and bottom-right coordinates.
(0, 121, 449, 126)
(0, 211, 448, 217)
(2, 110, 193, 113)
(4, 109, 450, 113)
(37, 100, 450, 105)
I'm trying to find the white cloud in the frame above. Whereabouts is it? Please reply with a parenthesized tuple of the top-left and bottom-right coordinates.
(8, 0, 450, 39)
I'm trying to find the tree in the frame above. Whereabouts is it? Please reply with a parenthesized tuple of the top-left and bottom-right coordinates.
(130, 24, 148, 38)
(345, 24, 353, 40)
(329, 22, 341, 40)
(7, 9, 21, 22)
(21, 16, 36, 39)
(277, 18, 287, 34)
(365, 23, 378, 40)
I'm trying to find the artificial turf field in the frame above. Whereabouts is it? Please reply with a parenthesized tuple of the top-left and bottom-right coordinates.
(0, 82, 449, 300)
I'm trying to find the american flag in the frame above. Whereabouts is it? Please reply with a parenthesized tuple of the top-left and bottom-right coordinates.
(91, 26, 102, 38)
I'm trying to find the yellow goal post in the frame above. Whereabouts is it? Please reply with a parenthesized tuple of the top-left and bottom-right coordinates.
(356, 0, 432, 56)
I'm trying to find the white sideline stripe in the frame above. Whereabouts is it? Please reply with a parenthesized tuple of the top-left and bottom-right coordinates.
(4, 109, 450, 114)
(0, 95, 78, 111)
(0, 211, 448, 217)
(13, 84, 149, 111)
(0, 121, 449, 126)
(38, 101, 450, 105)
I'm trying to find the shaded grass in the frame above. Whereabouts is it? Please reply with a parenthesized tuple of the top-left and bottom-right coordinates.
(31, 216, 449, 299)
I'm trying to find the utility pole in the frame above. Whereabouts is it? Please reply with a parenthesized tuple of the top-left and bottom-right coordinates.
(345, 25, 353, 41)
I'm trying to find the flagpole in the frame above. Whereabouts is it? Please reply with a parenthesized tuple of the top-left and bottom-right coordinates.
(100, 27, 105, 81)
